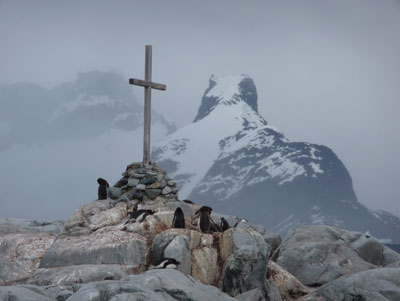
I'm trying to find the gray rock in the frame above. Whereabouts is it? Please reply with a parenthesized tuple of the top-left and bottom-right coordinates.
(236, 288, 266, 301)
(349, 234, 400, 266)
(135, 184, 146, 191)
(167, 180, 176, 186)
(164, 235, 191, 275)
(145, 189, 162, 199)
(236, 222, 281, 257)
(160, 179, 167, 189)
(151, 231, 184, 265)
(127, 178, 139, 187)
(303, 268, 400, 301)
(0, 217, 64, 235)
(108, 187, 122, 199)
(386, 261, 400, 268)
(0, 286, 53, 301)
(130, 173, 145, 179)
(55, 289, 73, 301)
(40, 231, 148, 269)
(130, 189, 144, 200)
(68, 269, 235, 301)
(27, 264, 137, 286)
(141, 176, 157, 185)
(220, 227, 269, 296)
(0, 233, 56, 285)
(162, 186, 172, 195)
(264, 280, 282, 301)
(275, 226, 378, 286)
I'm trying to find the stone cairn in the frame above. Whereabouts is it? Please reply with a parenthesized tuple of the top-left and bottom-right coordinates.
(107, 162, 179, 204)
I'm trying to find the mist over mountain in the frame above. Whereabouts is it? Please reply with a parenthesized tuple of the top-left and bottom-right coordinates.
(153, 75, 400, 243)
(0, 71, 175, 220)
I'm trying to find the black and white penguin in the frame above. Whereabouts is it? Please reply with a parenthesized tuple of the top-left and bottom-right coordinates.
(220, 217, 230, 232)
(195, 206, 212, 216)
(183, 199, 195, 205)
(128, 209, 154, 222)
(97, 178, 109, 200)
(234, 218, 248, 227)
(151, 258, 180, 269)
(199, 207, 211, 233)
(172, 207, 185, 228)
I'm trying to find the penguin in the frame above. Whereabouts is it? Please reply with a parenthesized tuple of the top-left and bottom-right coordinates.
(128, 209, 154, 222)
(220, 217, 230, 232)
(97, 178, 109, 200)
(209, 219, 222, 232)
(199, 207, 211, 233)
(151, 257, 180, 269)
(183, 199, 195, 205)
(234, 218, 248, 227)
(172, 207, 185, 229)
(132, 201, 140, 212)
(195, 206, 212, 216)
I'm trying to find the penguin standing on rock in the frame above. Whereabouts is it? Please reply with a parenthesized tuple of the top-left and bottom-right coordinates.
(97, 178, 109, 200)
(151, 258, 180, 269)
(220, 217, 230, 232)
(198, 207, 211, 233)
(128, 209, 155, 222)
(172, 207, 185, 228)
(234, 218, 248, 227)
(183, 199, 195, 205)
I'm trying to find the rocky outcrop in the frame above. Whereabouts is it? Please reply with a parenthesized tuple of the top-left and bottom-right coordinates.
(300, 268, 400, 301)
(274, 225, 400, 286)
(220, 225, 269, 296)
(28, 264, 137, 286)
(68, 269, 236, 301)
(0, 218, 61, 285)
(2, 162, 400, 300)
(0, 218, 64, 235)
(267, 261, 313, 300)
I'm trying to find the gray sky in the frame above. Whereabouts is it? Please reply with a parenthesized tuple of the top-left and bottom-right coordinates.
(1, 0, 399, 216)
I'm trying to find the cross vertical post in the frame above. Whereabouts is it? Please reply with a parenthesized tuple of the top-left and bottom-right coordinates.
(143, 45, 152, 165)
(129, 45, 166, 165)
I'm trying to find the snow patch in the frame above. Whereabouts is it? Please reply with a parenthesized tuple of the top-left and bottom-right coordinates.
(206, 75, 247, 101)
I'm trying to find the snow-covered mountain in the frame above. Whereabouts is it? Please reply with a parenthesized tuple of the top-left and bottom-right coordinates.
(153, 74, 400, 243)
(0, 71, 175, 220)
(0, 71, 175, 149)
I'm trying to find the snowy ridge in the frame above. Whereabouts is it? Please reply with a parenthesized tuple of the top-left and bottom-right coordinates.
(154, 74, 326, 199)
(206, 75, 246, 102)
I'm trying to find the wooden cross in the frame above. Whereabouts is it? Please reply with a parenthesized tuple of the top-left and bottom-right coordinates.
(129, 45, 166, 165)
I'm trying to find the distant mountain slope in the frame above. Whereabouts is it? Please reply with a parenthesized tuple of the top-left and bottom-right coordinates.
(153, 74, 400, 243)
(0, 71, 175, 149)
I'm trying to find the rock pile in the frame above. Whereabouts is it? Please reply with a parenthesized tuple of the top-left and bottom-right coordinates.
(107, 162, 179, 203)
(1, 162, 400, 300)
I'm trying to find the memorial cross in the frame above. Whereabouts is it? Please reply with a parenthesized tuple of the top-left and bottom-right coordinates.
(129, 45, 166, 165)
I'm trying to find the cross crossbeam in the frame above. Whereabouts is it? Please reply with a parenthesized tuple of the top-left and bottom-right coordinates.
(129, 45, 166, 165)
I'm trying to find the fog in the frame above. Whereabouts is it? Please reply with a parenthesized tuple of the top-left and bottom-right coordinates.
(0, 0, 399, 219)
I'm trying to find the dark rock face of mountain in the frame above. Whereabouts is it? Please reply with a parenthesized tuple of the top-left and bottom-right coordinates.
(154, 74, 400, 243)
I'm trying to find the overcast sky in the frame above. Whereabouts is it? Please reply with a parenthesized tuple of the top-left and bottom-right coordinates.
(0, 0, 399, 217)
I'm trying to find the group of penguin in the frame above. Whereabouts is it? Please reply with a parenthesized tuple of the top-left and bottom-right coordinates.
(97, 177, 248, 269)
(172, 204, 233, 234)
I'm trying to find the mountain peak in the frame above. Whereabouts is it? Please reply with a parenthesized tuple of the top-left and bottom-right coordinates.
(193, 74, 258, 122)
